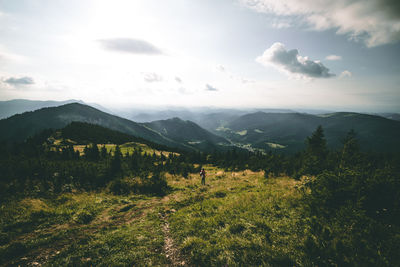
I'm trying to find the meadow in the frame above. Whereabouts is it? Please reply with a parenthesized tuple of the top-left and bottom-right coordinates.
(0, 167, 306, 266)
(73, 142, 178, 157)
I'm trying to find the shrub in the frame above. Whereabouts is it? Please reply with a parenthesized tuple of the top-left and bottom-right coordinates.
(0, 242, 28, 263)
(229, 223, 245, 234)
(0, 232, 10, 246)
(108, 173, 169, 196)
(74, 210, 95, 224)
(213, 191, 226, 198)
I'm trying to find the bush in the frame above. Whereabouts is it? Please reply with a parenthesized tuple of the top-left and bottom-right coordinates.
(229, 223, 245, 234)
(213, 191, 226, 198)
(0, 232, 10, 246)
(108, 179, 133, 195)
(304, 168, 400, 265)
(74, 210, 95, 224)
(0, 242, 28, 263)
(108, 173, 169, 196)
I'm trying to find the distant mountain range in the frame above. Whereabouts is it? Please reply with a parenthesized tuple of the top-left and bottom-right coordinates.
(0, 103, 231, 152)
(217, 111, 400, 153)
(0, 99, 399, 154)
(2, 98, 399, 123)
(378, 113, 400, 121)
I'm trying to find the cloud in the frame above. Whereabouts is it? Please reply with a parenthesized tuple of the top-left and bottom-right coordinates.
(256, 42, 335, 79)
(4, 76, 35, 85)
(271, 21, 291, 29)
(205, 84, 218, 91)
(240, 0, 400, 47)
(339, 70, 352, 78)
(98, 38, 163, 55)
(175, 76, 182, 83)
(326, 55, 342, 61)
(142, 72, 163, 83)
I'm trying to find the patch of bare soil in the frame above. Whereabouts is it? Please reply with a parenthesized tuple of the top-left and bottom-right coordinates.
(159, 211, 188, 266)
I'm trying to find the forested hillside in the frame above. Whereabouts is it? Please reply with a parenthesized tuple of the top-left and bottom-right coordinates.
(0, 103, 231, 152)
(217, 111, 400, 153)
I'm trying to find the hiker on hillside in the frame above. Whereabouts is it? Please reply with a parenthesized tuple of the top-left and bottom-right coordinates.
(200, 168, 206, 185)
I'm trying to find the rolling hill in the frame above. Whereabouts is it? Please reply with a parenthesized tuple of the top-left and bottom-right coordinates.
(0, 99, 84, 119)
(379, 113, 400, 121)
(2, 102, 399, 154)
(0, 103, 191, 149)
(145, 117, 230, 151)
(0, 103, 232, 152)
(216, 111, 400, 153)
(0, 99, 113, 119)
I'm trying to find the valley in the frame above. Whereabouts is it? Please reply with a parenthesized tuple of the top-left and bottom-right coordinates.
(1, 101, 400, 155)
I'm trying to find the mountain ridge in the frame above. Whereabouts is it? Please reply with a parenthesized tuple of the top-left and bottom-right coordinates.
(0, 103, 231, 152)
(219, 111, 400, 153)
(0, 99, 112, 119)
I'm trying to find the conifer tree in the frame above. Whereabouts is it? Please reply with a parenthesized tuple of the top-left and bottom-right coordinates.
(91, 143, 100, 161)
(302, 125, 328, 175)
(306, 125, 328, 159)
(100, 145, 108, 159)
(339, 129, 360, 169)
(110, 145, 122, 175)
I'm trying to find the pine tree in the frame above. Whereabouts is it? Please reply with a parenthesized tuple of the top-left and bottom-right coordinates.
(91, 143, 100, 161)
(339, 129, 360, 169)
(306, 125, 328, 159)
(100, 145, 108, 159)
(302, 125, 328, 175)
(110, 145, 122, 176)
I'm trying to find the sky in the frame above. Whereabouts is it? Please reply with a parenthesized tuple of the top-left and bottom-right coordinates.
(0, 0, 399, 112)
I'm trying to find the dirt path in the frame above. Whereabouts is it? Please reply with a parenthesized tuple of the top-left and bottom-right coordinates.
(159, 211, 187, 266)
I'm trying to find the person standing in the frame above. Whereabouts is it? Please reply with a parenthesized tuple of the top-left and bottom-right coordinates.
(200, 168, 206, 185)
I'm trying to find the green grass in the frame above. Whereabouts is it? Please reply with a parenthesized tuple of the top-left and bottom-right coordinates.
(1, 167, 307, 266)
(167, 168, 307, 266)
(0, 193, 167, 266)
(73, 142, 178, 157)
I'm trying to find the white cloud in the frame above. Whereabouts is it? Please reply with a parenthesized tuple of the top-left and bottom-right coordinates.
(98, 38, 163, 55)
(240, 0, 400, 47)
(205, 84, 218, 91)
(256, 42, 335, 79)
(271, 21, 291, 29)
(142, 72, 163, 83)
(326, 55, 342, 61)
(3, 76, 35, 85)
(339, 70, 352, 78)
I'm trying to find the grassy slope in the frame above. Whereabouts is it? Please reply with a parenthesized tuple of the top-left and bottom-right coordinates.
(0, 168, 305, 266)
(73, 142, 179, 157)
(167, 168, 306, 266)
(0, 193, 167, 266)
